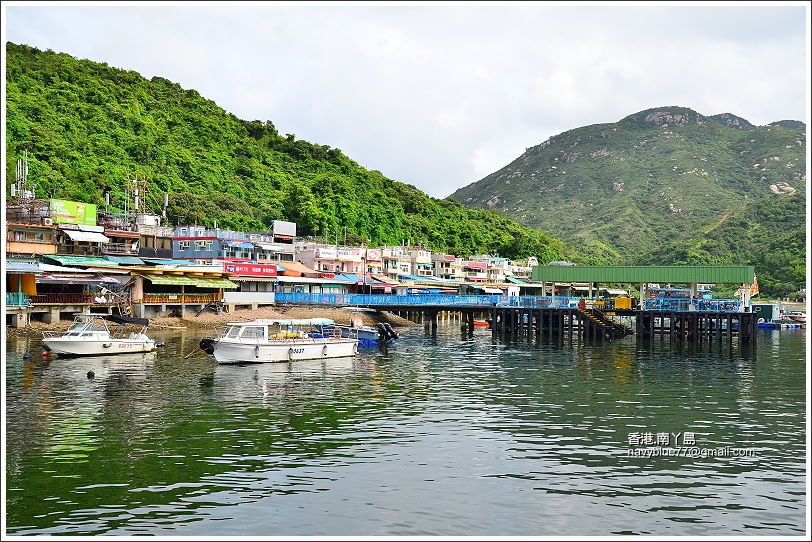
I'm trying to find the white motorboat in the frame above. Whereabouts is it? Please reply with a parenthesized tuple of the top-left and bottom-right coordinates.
(199, 318, 359, 364)
(42, 314, 155, 356)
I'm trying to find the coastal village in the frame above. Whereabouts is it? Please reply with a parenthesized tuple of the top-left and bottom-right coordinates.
(6, 176, 551, 328)
(6, 162, 795, 346)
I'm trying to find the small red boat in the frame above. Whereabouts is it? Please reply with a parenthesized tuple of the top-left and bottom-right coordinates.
(473, 319, 491, 328)
(787, 312, 806, 324)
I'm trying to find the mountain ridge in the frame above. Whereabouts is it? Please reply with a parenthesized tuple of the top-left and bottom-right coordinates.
(449, 106, 806, 296)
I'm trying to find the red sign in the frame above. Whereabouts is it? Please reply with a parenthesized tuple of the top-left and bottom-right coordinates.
(224, 263, 278, 277)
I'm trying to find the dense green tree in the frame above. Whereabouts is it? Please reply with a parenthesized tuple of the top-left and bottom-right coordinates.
(5, 42, 576, 263)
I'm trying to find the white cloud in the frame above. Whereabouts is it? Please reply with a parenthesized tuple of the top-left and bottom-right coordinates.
(3, 3, 808, 198)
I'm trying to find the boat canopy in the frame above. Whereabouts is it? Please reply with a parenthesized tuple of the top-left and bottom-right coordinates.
(76, 313, 150, 327)
(225, 318, 335, 327)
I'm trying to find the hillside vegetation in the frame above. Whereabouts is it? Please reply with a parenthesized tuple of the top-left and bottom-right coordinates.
(451, 107, 806, 296)
(5, 42, 576, 263)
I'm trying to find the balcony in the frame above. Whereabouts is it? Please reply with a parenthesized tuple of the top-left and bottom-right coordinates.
(30, 293, 113, 305)
(141, 293, 221, 304)
(102, 242, 140, 255)
(137, 225, 174, 237)
(6, 292, 30, 306)
(6, 240, 58, 255)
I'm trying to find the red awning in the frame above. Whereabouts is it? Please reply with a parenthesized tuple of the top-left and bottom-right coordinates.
(279, 260, 319, 277)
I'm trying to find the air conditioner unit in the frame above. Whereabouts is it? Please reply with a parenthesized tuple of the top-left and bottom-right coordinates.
(41, 217, 54, 226)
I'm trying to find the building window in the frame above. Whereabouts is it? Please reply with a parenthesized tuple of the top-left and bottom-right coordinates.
(194, 240, 207, 250)
(13, 231, 26, 241)
(179, 228, 188, 236)
(205, 241, 213, 251)
(179, 240, 190, 249)
(33, 232, 45, 242)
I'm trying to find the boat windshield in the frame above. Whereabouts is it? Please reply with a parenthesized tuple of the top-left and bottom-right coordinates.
(239, 326, 265, 340)
(67, 321, 108, 333)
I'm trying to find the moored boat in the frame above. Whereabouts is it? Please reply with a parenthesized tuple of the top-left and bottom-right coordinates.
(199, 318, 359, 364)
(787, 311, 806, 324)
(42, 314, 155, 356)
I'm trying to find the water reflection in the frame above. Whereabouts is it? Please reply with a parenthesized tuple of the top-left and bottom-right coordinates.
(4, 326, 805, 536)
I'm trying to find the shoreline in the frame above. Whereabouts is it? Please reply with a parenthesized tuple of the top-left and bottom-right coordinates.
(7, 305, 418, 335)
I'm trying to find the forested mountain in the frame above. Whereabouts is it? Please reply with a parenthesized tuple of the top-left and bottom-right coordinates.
(5, 42, 576, 263)
(450, 107, 806, 296)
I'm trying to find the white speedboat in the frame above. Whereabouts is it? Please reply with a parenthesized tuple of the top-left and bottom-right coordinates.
(43, 314, 155, 356)
(200, 318, 359, 364)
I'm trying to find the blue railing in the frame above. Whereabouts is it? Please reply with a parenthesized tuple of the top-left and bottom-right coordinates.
(274, 292, 584, 309)
(274, 292, 744, 313)
(6, 292, 30, 306)
(641, 298, 741, 312)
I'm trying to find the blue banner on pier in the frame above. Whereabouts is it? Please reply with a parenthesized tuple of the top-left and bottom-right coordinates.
(274, 292, 742, 313)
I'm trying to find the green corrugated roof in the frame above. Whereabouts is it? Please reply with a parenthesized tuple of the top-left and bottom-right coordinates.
(532, 265, 755, 284)
(104, 255, 145, 265)
(141, 275, 238, 289)
(141, 275, 199, 286)
(44, 255, 120, 267)
(193, 277, 238, 289)
(142, 275, 237, 289)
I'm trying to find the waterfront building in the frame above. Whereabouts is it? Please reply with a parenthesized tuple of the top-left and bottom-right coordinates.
(508, 257, 536, 280)
(5, 259, 41, 327)
(173, 220, 297, 265)
(263, 220, 297, 261)
(431, 254, 466, 281)
(462, 260, 488, 282)
(136, 222, 175, 260)
(363, 248, 383, 276)
(5, 199, 59, 258)
(56, 224, 110, 256)
(408, 248, 434, 277)
(487, 257, 509, 283)
(297, 245, 364, 274)
(97, 213, 141, 260)
(130, 267, 237, 318)
(380, 246, 412, 279)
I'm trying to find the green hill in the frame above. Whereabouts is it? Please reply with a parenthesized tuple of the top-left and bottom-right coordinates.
(5, 42, 576, 263)
(450, 107, 806, 296)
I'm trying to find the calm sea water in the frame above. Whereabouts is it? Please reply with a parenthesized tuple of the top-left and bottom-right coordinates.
(4, 325, 807, 536)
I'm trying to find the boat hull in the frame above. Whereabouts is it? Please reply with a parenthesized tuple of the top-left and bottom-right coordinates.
(43, 337, 156, 356)
(213, 338, 359, 364)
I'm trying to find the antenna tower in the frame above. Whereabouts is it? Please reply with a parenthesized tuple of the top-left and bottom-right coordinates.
(125, 176, 150, 224)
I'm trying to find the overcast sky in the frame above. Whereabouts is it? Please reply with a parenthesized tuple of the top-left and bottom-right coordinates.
(4, 3, 809, 197)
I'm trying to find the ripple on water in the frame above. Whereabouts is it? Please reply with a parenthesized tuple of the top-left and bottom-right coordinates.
(4, 326, 806, 535)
